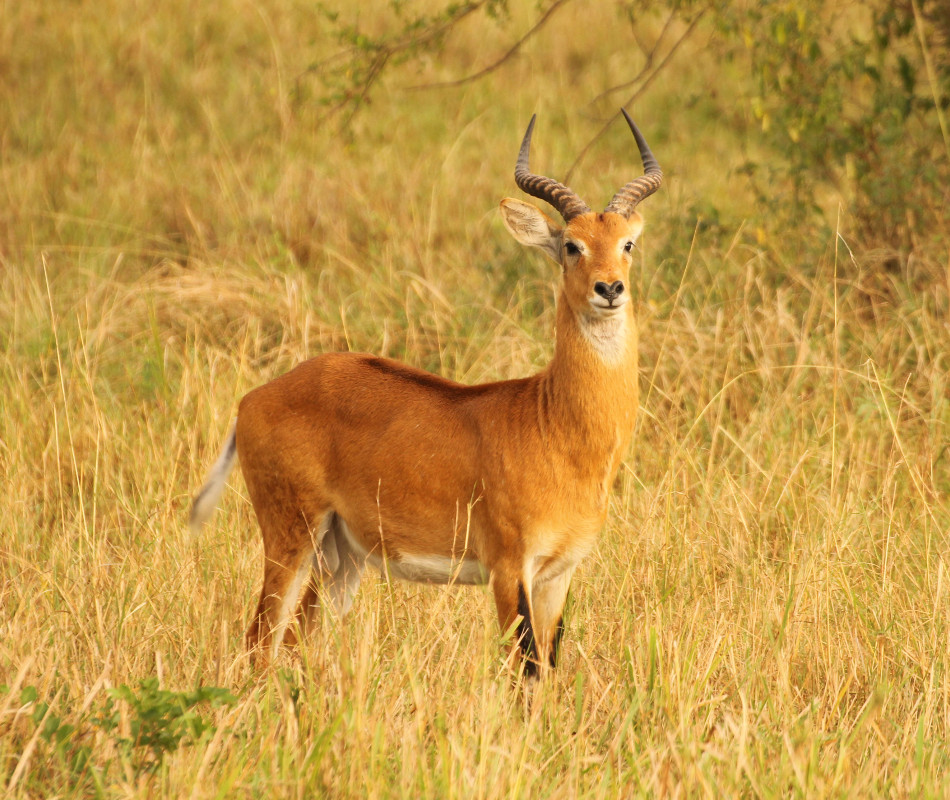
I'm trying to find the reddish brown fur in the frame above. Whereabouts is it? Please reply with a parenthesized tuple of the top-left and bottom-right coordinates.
(225, 203, 644, 671)
(190, 107, 661, 671)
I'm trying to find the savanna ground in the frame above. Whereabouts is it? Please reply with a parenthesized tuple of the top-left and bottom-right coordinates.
(2, 0, 949, 796)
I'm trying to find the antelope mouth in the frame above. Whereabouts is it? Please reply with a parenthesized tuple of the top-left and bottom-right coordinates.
(589, 295, 629, 315)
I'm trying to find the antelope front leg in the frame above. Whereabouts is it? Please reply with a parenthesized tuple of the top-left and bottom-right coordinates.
(491, 567, 542, 678)
(530, 568, 574, 669)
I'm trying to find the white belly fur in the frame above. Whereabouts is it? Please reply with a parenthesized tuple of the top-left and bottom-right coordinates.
(371, 552, 489, 585)
(334, 518, 489, 586)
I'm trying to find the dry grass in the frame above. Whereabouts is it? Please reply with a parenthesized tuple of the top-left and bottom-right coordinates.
(1, 0, 949, 796)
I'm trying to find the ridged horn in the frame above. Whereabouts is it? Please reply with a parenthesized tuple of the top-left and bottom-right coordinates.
(603, 109, 663, 218)
(514, 115, 591, 222)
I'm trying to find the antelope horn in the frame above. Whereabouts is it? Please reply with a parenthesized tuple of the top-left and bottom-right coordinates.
(603, 109, 663, 218)
(514, 115, 591, 222)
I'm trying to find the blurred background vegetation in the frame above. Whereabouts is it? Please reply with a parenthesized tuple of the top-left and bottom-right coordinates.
(2, 0, 949, 796)
(4, 0, 949, 266)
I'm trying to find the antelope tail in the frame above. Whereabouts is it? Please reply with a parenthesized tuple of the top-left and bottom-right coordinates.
(189, 424, 238, 537)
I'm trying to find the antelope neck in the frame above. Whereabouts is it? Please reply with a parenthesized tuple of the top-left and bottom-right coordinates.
(537, 294, 638, 448)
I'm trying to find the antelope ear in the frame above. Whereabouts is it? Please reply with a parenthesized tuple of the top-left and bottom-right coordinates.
(499, 198, 562, 263)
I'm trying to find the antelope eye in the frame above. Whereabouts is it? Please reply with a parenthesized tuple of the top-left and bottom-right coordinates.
(565, 241, 580, 256)
(624, 241, 634, 253)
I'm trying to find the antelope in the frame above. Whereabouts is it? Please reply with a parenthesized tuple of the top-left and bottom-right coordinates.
(190, 110, 663, 677)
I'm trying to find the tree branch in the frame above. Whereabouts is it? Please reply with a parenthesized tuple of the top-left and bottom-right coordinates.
(563, 8, 707, 185)
(589, 8, 678, 107)
(296, 1, 490, 124)
(407, 0, 575, 91)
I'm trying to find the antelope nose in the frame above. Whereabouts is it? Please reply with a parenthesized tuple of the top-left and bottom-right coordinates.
(594, 280, 625, 302)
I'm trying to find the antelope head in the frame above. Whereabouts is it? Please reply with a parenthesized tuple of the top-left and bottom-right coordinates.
(499, 110, 663, 324)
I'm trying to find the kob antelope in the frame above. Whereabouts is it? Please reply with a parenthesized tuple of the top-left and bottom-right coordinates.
(190, 110, 663, 676)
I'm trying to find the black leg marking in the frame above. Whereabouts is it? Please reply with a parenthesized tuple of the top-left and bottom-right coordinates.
(549, 615, 565, 668)
(516, 582, 539, 677)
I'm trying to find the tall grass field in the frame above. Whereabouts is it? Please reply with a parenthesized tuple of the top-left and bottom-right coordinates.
(2, 0, 949, 796)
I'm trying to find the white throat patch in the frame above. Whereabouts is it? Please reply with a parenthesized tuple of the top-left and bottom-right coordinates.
(580, 312, 629, 364)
